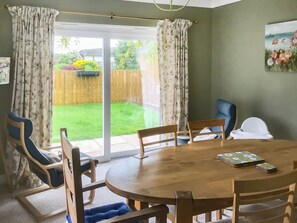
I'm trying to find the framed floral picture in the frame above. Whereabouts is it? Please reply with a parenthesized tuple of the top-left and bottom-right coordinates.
(265, 20, 297, 72)
(0, 57, 10, 84)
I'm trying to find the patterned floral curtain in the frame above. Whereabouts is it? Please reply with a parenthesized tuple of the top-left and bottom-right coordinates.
(157, 19, 192, 131)
(6, 6, 59, 189)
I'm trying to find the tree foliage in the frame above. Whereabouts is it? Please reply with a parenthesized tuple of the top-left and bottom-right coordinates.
(112, 41, 140, 70)
(55, 52, 82, 65)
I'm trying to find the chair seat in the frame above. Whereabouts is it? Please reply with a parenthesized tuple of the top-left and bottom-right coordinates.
(66, 202, 130, 223)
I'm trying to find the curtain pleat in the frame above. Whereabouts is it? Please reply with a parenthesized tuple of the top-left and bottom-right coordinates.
(157, 19, 192, 131)
(5, 6, 59, 189)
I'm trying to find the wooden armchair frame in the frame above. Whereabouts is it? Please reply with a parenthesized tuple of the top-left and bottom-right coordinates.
(5, 114, 97, 222)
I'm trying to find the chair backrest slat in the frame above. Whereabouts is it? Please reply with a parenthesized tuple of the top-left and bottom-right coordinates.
(138, 124, 178, 158)
(187, 119, 225, 143)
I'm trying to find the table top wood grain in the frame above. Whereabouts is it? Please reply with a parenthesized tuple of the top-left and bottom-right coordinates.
(105, 139, 297, 215)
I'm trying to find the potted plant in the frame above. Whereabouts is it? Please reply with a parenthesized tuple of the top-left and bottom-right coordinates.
(72, 59, 100, 77)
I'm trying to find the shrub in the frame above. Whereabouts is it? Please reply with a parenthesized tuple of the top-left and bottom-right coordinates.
(72, 60, 99, 71)
(62, 65, 79, 70)
(54, 63, 68, 71)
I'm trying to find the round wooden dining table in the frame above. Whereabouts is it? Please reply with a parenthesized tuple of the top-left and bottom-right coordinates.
(105, 139, 297, 223)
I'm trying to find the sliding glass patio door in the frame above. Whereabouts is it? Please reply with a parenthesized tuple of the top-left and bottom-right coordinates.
(109, 38, 160, 155)
(53, 22, 159, 161)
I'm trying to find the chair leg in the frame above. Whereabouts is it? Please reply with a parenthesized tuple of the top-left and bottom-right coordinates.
(134, 200, 149, 210)
(167, 213, 175, 223)
(127, 198, 136, 209)
(205, 212, 212, 222)
(156, 214, 168, 223)
(137, 200, 150, 223)
(192, 215, 198, 222)
(216, 209, 223, 220)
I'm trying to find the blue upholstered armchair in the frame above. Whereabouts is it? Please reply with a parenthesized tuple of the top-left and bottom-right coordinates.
(211, 98, 237, 139)
(5, 112, 98, 222)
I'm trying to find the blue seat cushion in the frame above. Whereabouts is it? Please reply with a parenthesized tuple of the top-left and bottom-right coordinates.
(66, 202, 131, 223)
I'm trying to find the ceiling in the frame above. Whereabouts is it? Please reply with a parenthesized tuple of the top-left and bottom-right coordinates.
(122, 0, 242, 8)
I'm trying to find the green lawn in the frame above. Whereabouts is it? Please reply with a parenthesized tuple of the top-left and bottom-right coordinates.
(52, 103, 159, 142)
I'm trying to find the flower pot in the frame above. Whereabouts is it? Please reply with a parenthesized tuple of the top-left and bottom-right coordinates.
(76, 71, 100, 77)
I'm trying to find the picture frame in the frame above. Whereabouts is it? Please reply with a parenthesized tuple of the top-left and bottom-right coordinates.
(0, 57, 10, 84)
(265, 20, 297, 72)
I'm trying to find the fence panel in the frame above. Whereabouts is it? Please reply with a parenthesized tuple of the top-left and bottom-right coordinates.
(53, 70, 143, 105)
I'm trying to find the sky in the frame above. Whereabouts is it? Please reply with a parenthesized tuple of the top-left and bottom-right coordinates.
(54, 36, 118, 54)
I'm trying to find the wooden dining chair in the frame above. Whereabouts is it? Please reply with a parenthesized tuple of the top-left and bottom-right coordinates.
(210, 168, 297, 223)
(187, 119, 226, 222)
(60, 128, 169, 223)
(178, 99, 237, 144)
(137, 124, 178, 158)
(187, 119, 225, 143)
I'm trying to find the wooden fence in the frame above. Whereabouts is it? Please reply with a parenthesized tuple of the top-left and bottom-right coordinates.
(54, 67, 159, 106)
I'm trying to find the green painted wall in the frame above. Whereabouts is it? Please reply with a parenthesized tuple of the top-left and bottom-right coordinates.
(0, 0, 212, 176)
(212, 0, 297, 139)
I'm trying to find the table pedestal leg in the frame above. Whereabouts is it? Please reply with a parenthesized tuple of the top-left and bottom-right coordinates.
(175, 191, 193, 223)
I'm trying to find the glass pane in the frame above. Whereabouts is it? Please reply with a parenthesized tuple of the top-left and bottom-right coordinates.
(110, 39, 160, 153)
(52, 36, 103, 157)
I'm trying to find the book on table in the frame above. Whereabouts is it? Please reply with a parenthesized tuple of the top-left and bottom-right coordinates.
(217, 151, 265, 167)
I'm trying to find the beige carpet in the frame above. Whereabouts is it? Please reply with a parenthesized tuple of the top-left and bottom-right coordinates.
(0, 157, 220, 223)
(0, 158, 126, 223)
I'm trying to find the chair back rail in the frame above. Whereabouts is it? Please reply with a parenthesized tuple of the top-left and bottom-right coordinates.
(231, 169, 297, 223)
(138, 124, 178, 158)
(187, 119, 225, 143)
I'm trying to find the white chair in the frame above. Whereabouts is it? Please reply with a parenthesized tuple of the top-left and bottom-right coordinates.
(230, 117, 273, 139)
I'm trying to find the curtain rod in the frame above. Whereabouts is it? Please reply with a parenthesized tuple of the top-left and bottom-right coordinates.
(4, 4, 198, 24)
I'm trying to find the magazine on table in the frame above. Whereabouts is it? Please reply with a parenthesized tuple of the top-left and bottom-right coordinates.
(217, 151, 265, 167)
